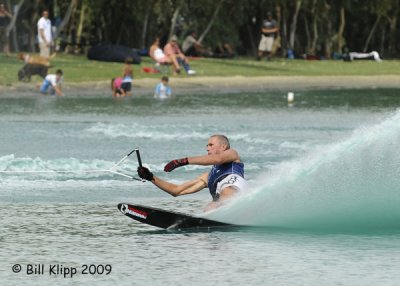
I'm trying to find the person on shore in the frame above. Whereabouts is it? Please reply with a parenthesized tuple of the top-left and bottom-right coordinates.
(37, 9, 53, 59)
(149, 37, 181, 74)
(182, 30, 211, 57)
(164, 35, 196, 75)
(39, 69, 64, 96)
(0, 3, 12, 54)
(257, 11, 278, 61)
(154, 76, 172, 99)
(214, 41, 235, 58)
(342, 49, 382, 62)
(121, 57, 133, 95)
(137, 135, 246, 211)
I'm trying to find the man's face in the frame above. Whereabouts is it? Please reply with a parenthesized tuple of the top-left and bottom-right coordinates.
(43, 11, 49, 18)
(171, 40, 178, 48)
(206, 137, 226, 155)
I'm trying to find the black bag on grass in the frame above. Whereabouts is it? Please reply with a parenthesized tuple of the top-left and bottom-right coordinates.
(87, 43, 141, 64)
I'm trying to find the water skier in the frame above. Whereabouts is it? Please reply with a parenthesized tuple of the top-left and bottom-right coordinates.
(137, 135, 246, 210)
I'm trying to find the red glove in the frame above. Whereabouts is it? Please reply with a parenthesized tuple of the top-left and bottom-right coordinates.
(164, 157, 189, 172)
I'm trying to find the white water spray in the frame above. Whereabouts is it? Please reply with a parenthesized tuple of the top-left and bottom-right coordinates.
(209, 110, 400, 230)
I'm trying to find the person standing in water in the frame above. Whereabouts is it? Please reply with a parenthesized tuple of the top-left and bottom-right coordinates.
(154, 76, 172, 99)
(121, 57, 133, 95)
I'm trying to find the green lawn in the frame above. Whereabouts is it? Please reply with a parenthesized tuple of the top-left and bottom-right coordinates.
(1, 53, 400, 86)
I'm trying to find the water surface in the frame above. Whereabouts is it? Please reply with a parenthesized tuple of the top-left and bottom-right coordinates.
(1, 89, 400, 285)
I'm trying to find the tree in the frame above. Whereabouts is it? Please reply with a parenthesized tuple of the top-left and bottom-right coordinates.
(4, 0, 400, 57)
(6, 0, 25, 52)
(288, 0, 301, 50)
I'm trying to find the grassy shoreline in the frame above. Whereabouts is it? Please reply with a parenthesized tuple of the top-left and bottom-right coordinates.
(1, 53, 400, 93)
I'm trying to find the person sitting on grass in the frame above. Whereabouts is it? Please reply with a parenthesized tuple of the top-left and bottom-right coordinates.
(182, 31, 212, 57)
(39, 69, 64, 96)
(149, 37, 181, 74)
(164, 35, 196, 75)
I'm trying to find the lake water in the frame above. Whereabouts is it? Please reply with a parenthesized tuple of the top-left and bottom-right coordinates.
(1, 89, 400, 285)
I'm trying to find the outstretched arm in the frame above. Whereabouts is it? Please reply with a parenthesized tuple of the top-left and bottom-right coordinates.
(188, 149, 240, 165)
(152, 173, 208, 197)
(164, 149, 240, 172)
(138, 166, 208, 197)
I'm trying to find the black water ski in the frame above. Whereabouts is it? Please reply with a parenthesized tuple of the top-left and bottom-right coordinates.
(118, 203, 234, 229)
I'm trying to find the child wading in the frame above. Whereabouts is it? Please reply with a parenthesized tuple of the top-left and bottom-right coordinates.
(154, 76, 172, 99)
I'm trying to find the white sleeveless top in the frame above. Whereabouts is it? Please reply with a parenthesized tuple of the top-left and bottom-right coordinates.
(154, 48, 165, 60)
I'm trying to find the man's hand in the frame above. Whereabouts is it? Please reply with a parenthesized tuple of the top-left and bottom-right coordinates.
(137, 166, 154, 181)
(164, 157, 189, 172)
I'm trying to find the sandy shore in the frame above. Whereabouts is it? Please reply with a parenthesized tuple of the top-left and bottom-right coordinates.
(2, 75, 400, 96)
(154, 75, 400, 94)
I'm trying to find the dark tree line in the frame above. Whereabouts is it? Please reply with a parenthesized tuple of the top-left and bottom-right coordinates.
(3, 0, 400, 58)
